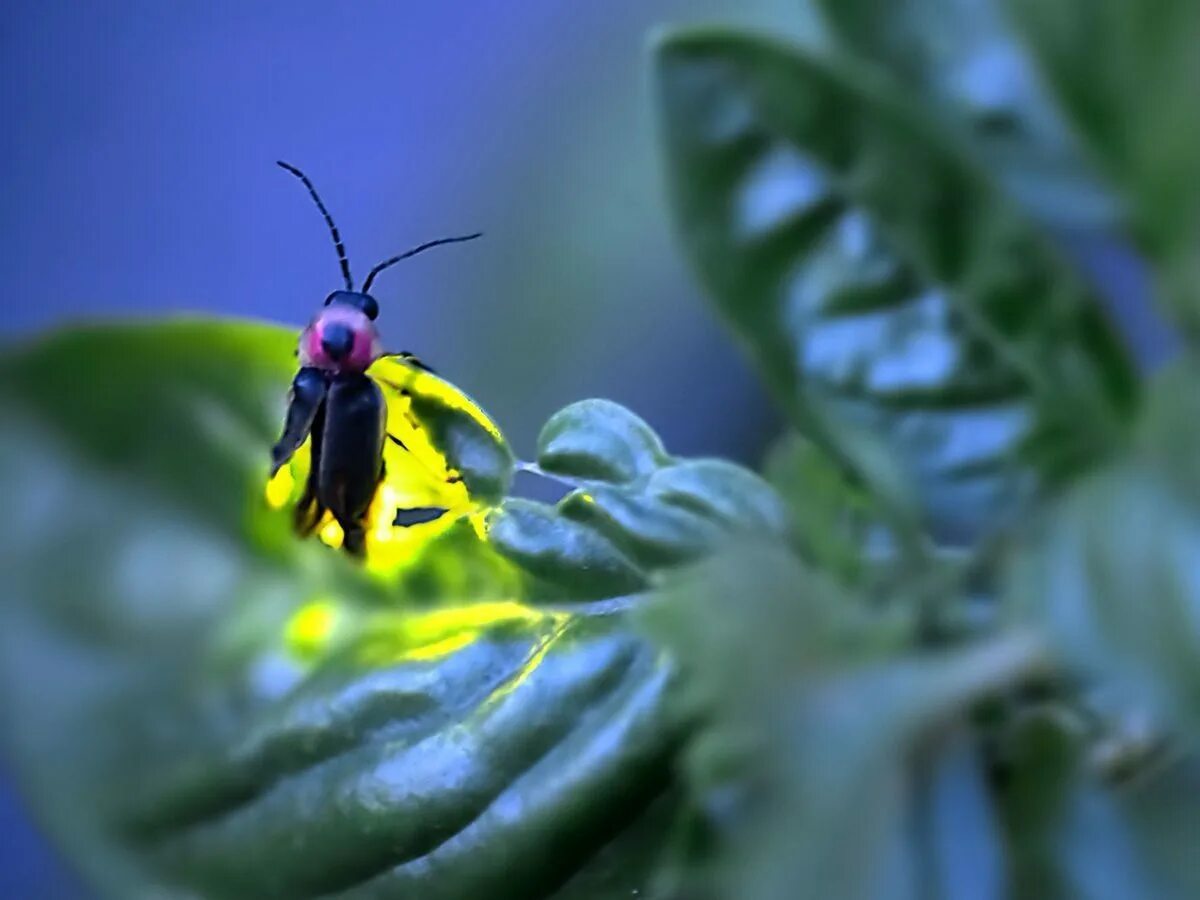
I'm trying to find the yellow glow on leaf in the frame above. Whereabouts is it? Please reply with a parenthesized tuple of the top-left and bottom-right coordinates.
(264, 439, 311, 510)
(285, 599, 340, 660)
(396, 631, 478, 662)
(467, 510, 491, 541)
(368, 355, 505, 443)
(404, 600, 551, 640)
(485, 618, 572, 707)
(319, 519, 344, 548)
(281, 593, 575, 693)
(359, 480, 466, 576)
(264, 355, 514, 587)
(350, 600, 566, 668)
(265, 465, 296, 509)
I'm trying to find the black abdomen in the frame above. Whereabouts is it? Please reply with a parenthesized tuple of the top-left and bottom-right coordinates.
(319, 373, 386, 553)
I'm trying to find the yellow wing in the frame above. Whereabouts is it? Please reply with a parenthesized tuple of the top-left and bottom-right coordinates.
(265, 355, 515, 589)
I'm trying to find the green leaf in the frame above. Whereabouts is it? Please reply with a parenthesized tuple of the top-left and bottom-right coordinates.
(1007, 0, 1200, 330)
(640, 544, 907, 718)
(490, 400, 789, 596)
(559, 485, 724, 570)
(994, 707, 1168, 899)
(537, 398, 669, 484)
(764, 432, 896, 581)
(1119, 755, 1200, 899)
(0, 319, 675, 899)
(368, 354, 516, 506)
(996, 363, 1200, 896)
(1004, 360, 1200, 738)
(132, 609, 671, 900)
(811, 0, 1119, 231)
(487, 498, 650, 599)
(726, 723, 1017, 900)
(0, 320, 296, 535)
(642, 545, 1044, 900)
(646, 458, 788, 533)
(906, 734, 1008, 900)
(656, 28, 1137, 546)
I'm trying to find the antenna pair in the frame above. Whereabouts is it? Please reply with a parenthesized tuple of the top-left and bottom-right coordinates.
(276, 160, 481, 294)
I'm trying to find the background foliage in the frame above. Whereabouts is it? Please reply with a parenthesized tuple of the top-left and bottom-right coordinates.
(647, 1, 1200, 897)
(1, 0, 1199, 898)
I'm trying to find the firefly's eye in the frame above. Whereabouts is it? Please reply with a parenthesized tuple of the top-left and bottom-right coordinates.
(358, 295, 380, 321)
(324, 290, 380, 321)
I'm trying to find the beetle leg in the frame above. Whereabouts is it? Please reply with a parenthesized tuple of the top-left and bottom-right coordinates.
(271, 367, 329, 475)
(293, 407, 327, 537)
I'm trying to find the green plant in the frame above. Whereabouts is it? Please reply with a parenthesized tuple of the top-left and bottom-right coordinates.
(0, 321, 787, 898)
(645, 0, 1200, 897)
(1, 1, 1198, 898)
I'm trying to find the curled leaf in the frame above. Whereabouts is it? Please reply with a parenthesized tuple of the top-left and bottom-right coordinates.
(491, 399, 789, 595)
(655, 28, 1137, 546)
(487, 499, 649, 599)
(0, 320, 677, 899)
(537, 399, 670, 484)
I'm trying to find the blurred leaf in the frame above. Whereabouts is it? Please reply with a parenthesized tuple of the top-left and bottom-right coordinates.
(640, 544, 907, 724)
(0, 320, 296, 533)
(902, 734, 1009, 900)
(811, 0, 1119, 231)
(642, 547, 1043, 900)
(0, 320, 677, 899)
(764, 432, 897, 581)
(1005, 360, 1200, 736)
(1007, 0, 1200, 330)
(994, 707, 1169, 899)
(996, 361, 1200, 898)
(489, 400, 789, 597)
(1119, 755, 1200, 899)
(131, 607, 672, 900)
(809, 0, 1183, 363)
(656, 28, 1137, 546)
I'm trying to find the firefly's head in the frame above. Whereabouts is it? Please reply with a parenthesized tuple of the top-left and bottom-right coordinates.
(300, 291, 383, 374)
(276, 160, 481, 373)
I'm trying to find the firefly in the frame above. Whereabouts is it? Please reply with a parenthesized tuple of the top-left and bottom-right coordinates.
(270, 161, 480, 556)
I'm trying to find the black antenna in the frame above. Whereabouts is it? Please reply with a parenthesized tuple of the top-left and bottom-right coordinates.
(361, 233, 482, 294)
(276, 161, 354, 291)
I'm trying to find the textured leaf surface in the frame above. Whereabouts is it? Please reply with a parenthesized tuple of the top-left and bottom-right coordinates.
(1007, 0, 1200, 330)
(640, 544, 1044, 900)
(991, 704, 1189, 899)
(656, 29, 1136, 546)
(1005, 362, 1200, 736)
(812, 0, 1118, 231)
(764, 432, 897, 582)
(0, 320, 674, 899)
(489, 399, 790, 597)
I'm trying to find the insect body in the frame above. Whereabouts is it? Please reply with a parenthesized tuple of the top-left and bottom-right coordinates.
(270, 161, 480, 556)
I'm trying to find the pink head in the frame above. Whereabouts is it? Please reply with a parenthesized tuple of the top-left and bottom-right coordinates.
(299, 296, 383, 374)
(276, 161, 482, 370)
